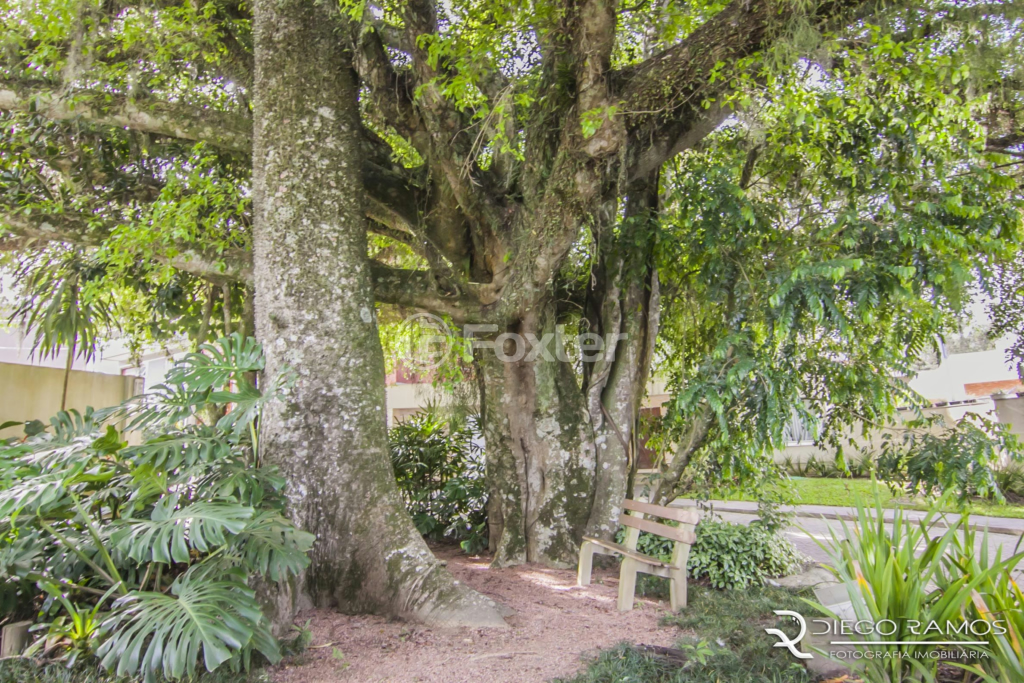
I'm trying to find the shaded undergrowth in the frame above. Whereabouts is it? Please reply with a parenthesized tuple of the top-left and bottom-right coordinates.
(557, 583, 822, 683)
(0, 660, 272, 683)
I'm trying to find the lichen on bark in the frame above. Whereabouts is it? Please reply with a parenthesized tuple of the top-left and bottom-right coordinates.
(476, 303, 597, 568)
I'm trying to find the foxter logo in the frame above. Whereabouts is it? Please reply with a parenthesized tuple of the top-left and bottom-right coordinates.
(765, 610, 812, 659)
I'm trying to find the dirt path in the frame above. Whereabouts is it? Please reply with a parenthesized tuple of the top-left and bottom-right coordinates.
(269, 544, 680, 683)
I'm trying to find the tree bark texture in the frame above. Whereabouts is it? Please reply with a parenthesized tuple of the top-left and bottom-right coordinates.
(583, 178, 661, 539)
(477, 179, 661, 563)
(251, 0, 504, 629)
(477, 303, 597, 568)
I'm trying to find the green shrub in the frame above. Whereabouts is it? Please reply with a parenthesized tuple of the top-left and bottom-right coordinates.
(783, 453, 873, 479)
(0, 658, 272, 683)
(687, 520, 802, 590)
(616, 518, 802, 590)
(877, 413, 1022, 504)
(389, 409, 487, 553)
(994, 460, 1024, 502)
(0, 335, 313, 681)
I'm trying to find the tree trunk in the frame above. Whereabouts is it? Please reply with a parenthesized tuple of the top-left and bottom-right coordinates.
(583, 179, 661, 538)
(476, 183, 662, 566)
(60, 335, 76, 411)
(251, 0, 504, 630)
(477, 302, 597, 568)
(649, 404, 715, 506)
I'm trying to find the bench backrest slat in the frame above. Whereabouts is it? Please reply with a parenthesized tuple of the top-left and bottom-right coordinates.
(618, 512, 696, 545)
(622, 499, 700, 525)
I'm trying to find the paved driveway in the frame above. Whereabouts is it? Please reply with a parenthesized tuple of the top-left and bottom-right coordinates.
(708, 507, 1024, 573)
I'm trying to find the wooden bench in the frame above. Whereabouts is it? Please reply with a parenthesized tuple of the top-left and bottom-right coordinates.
(577, 499, 699, 612)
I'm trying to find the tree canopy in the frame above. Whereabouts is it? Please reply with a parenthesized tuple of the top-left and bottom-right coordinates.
(1, 0, 1022, 565)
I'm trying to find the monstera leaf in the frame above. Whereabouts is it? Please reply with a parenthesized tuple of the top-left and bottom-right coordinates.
(165, 334, 265, 391)
(0, 471, 70, 517)
(232, 512, 314, 582)
(121, 430, 233, 470)
(98, 566, 280, 681)
(122, 383, 211, 433)
(112, 500, 254, 564)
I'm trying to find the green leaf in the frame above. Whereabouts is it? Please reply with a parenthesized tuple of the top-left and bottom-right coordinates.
(232, 512, 314, 581)
(23, 419, 47, 437)
(112, 501, 254, 564)
(122, 431, 232, 470)
(97, 566, 280, 680)
(91, 425, 126, 455)
(165, 334, 265, 391)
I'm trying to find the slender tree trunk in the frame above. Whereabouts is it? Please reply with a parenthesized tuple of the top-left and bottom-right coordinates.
(649, 404, 715, 505)
(60, 335, 76, 411)
(477, 302, 597, 568)
(195, 284, 215, 349)
(251, 0, 504, 630)
(240, 285, 255, 340)
(221, 283, 232, 335)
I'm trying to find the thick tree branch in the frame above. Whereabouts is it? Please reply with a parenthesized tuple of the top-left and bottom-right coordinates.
(574, 0, 623, 158)
(0, 81, 253, 153)
(0, 210, 253, 284)
(353, 27, 431, 156)
(367, 221, 458, 283)
(616, 0, 874, 178)
(370, 262, 488, 323)
(1, 209, 495, 321)
(397, 0, 504, 238)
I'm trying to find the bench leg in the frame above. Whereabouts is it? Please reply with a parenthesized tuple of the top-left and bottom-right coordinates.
(669, 568, 687, 611)
(617, 558, 639, 612)
(577, 540, 596, 586)
(669, 543, 690, 611)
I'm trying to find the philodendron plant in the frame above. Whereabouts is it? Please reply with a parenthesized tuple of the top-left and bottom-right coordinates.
(0, 334, 313, 681)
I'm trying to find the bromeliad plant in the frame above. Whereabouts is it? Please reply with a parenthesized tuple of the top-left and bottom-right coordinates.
(936, 524, 1024, 682)
(0, 334, 313, 681)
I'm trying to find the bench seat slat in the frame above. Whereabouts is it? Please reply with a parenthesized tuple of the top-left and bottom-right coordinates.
(619, 513, 696, 545)
(581, 536, 672, 568)
(622, 499, 700, 525)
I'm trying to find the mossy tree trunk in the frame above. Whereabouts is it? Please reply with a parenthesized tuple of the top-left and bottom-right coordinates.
(476, 181, 660, 565)
(477, 302, 597, 568)
(251, 0, 504, 630)
(583, 177, 661, 539)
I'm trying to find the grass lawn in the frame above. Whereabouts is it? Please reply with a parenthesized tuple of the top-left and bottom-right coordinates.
(720, 477, 1024, 519)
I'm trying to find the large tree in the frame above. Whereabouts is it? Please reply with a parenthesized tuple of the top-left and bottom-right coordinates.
(249, 0, 504, 626)
(0, 0, 1021, 592)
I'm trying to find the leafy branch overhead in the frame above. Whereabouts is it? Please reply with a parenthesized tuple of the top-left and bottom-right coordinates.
(1, 0, 1019, 329)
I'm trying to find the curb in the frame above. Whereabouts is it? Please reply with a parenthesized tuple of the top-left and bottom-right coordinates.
(672, 501, 1024, 537)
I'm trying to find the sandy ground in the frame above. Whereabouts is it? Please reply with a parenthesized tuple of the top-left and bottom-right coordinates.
(269, 544, 680, 683)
